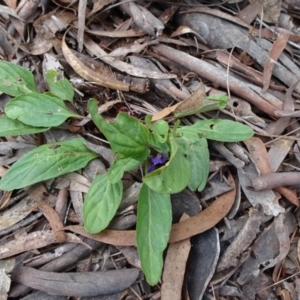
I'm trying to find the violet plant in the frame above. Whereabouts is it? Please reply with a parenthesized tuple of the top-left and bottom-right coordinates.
(0, 60, 254, 285)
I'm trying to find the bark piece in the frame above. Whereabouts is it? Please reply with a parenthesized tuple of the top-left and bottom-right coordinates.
(9, 238, 105, 298)
(217, 205, 264, 271)
(11, 266, 139, 297)
(237, 160, 284, 216)
(186, 228, 220, 300)
(171, 188, 201, 223)
(252, 172, 300, 191)
(120, 2, 164, 36)
(237, 212, 293, 285)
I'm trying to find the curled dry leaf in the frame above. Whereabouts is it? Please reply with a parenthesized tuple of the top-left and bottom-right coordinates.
(38, 202, 67, 242)
(84, 35, 176, 79)
(62, 35, 130, 91)
(151, 82, 206, 121)
(262, 31, 290, 92)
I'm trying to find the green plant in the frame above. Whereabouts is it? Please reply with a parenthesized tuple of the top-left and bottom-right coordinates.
(0, 61, 254, 285)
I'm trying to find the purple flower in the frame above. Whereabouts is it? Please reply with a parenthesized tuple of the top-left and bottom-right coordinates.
(148, 151, 168, 173)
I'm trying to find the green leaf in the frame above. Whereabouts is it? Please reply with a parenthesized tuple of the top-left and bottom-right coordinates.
(0, 138, 97, 191)
(46, 70, 74, 102)
(145, 115, 169, 143)
(143, 135, 191, 194)
(137, 184, 172, 285)
(88, 99, 150, 156)
(108, 150, 149, 183)
(147, 133, 170, 153)
(83, 173, 123, 233)
(0, 114, 49, 137)
(176, 131, 209, 191)
(0, 60, 37, 96)
(5, 92, 79, 127)
(177, 119, 254, 142)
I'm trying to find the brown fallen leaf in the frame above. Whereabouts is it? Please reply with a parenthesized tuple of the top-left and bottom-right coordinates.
(0, 185, 57, 231)
(0, 231, 83, 260)
(151, 82, 206, 121)
(244, 137, 299, 206)
(3, 0, 17, 9)
(236, 0, 264, 25)
(0, 190, 12, 209)
(62, 34, 130, 91)
(38, 202, 67, 242)
(84, 35, 175, 80)
(161, 214, 191, 300)
(171, 25, 206, 44)
(87, 0, 113, 17)
(262, 31, 290, 92)
(66, 173, 236, 245)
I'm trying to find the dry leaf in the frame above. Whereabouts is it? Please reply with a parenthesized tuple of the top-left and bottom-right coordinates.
(62, 35, 130, 91)
(151, 82, 206, 121)
(161, 214, 191, 300)
(0, 231, 82, 260)
(262, 31, 290, 92)
(38, 202, 67, 242)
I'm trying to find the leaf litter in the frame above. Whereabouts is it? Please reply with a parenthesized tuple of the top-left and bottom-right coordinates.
(0, 0, 300, 299)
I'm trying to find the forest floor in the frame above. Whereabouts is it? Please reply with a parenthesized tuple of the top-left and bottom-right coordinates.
(0, 0, 300, 299)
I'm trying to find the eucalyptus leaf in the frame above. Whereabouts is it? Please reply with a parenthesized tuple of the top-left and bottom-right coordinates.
(0, 138, 97, 191)
(83, 173, 123, 233)
(5, 92, 79, 127)
(46, 70, 74, 102)
(137, 184, 172, 285)
(88, 99, 150, 156)
(0, 61, 37, 96)
(177, 119, 254, 142)
(108, 150, 149, 183)
(0, 114, 49, 137)
(143, 135, 191, 194)
(176, 132, 209, 191)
